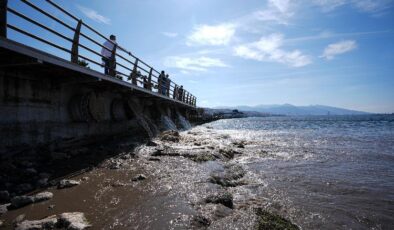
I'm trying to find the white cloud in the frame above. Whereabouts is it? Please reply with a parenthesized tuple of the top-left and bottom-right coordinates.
(187, 23, 236, 46)
(77, 5, 111, 25)
(312, 0, 393, 14)
(234, 33, 312, 67)
(321, 40, 357, 60)
(252, 0, 295, 24)
(164, 56, 228, 72)
(162, 32, 178, 38)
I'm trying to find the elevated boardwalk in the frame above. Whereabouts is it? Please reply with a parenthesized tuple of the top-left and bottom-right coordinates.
(0, 0, 197, 150)
(0, 0, 196, 108)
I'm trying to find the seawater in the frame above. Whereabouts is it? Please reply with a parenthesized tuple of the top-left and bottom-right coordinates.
(202, 115, 394, 229)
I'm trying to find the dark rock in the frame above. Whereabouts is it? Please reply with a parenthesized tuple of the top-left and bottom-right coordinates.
(132, 174, 147, 181)
(10, 196, 34, 209)
(186, 153, 216, 163)
(148, 157, 161, 162)
(58, 179, 80, 189)
(219, 148, 241, 159)
(209, 165, 246, 187)
(255, 208, 299, 230)
(58, 212, 91, 230)
(146, 141, 158, 146)
(0, 190, 10, 203)
(32, 192, 53, 202)
(205, 192, 233, 209)
(24, 168, 37, 175)
(48, 205, 55, 210)
(15, 215, 58, 230)
(13, 214, 26, 224)
(160, 130, 180, 142)
(191, 215, 211, 228)
(151, 148, 180, 157)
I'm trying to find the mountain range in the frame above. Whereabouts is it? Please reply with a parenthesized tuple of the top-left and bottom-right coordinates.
(214, 104, 370, 116)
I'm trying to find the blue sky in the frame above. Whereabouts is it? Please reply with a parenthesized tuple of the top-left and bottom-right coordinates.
(7, 0, 394, 113)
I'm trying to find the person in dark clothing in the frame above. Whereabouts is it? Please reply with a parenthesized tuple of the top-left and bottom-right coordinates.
(178, 85, 184, 101)
(165, 74, 171, 96)
(173, 85, 178, 99)
(158, 71, 165, 95)
(143, 75, 150, 89)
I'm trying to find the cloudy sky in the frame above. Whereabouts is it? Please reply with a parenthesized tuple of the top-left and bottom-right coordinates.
(7, 0, 394, 112)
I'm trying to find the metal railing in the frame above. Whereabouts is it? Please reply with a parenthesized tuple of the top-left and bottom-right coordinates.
(0, 0, 196, 107)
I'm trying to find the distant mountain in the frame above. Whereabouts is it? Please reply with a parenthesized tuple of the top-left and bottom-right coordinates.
(214, 104, 370, 116)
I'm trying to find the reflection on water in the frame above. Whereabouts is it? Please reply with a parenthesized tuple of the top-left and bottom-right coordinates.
(203, 115, 394, 229)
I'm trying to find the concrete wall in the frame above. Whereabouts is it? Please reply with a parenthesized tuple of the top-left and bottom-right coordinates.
(0, 70, 140, 151)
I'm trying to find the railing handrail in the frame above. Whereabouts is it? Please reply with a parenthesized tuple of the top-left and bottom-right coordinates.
(2, 0, 197, 106)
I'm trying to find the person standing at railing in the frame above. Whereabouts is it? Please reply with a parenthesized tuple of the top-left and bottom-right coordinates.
(101, 35, 117, 75)
(158, 71, 166, 95)
(178, 85, 184, 101)
(165, 74, 171, 97)
(173, 85, 178, 99)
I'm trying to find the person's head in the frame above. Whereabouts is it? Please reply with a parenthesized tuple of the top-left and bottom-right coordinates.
(161, 70, 165, 74)
(110, 35, 116, 41)
(180, 85, 183, 88)
(166, 74, 169, 78)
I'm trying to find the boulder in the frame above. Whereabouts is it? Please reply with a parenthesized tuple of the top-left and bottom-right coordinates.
(32, 192, 53, 202)
(255, 208, 299, 230)
(10, 196, 34, 209)
(15, 216, 58, 230)
(58, 180, 80, 189)
(205, 192, 234, 209)
(132, 174, 147, 181)
(159, 130, 180, 142)
(58, 212, 91, 230)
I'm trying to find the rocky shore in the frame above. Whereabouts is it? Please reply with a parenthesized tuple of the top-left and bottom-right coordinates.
(0, 126, 299, 229)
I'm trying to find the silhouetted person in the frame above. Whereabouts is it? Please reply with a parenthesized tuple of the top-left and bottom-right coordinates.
(158, 71, 165, 94)
(101, 35, 117, 75)
(178, 85, 184, 101)
(165, 74, 171, 96)
(143, 76, 150, 89)
(173, 85, 178, 99)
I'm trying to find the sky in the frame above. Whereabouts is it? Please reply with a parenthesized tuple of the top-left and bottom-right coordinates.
(6, 0, 394, 113)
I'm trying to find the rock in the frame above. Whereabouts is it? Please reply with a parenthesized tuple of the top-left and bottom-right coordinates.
(58, 212, 91, 230)
(209, 165, 246, 187)
(160, 130, 180, 142)
(0, 190, 10, 202)
(32, 192, 53, 202)
(191, 215, 211, 228)
(146, 141, 158, 146)
(132, 174, 147, 181)
(187, 153, 216, 163)
(111, 181, 127, 187)
(0, 220, 3, 227)
(151, 148, 180, 157)
(15, 216, 58, 230)
(0, 203, 9, 215)
(218, 148, 241, 159)
(205, 192, 233, 209)
(58, 179, 80, 189)
(81, 177, 89, 181)
(148, 157, 161, 162)
(48, 205, 55, 210)
(13, 214, 26, 224)
(10, 196, 34, 209)
(255, 208, 299, 230)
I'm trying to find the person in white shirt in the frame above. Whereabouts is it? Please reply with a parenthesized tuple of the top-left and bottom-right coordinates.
(101, 35, 117, 75)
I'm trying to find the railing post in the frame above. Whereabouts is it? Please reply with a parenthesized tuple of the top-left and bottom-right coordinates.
(148, 68, 153, 90)
(0, 0, 7, 38)
(109, 43, 117, 77)
(71, 19, 82, 63)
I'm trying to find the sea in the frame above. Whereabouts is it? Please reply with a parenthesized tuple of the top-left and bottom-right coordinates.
(202, 114, 394, 229)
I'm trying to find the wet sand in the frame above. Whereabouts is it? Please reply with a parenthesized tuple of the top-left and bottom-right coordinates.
(0, 127, 298, 229)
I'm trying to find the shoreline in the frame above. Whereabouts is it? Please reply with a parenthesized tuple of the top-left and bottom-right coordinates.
(0, 124, 299, 229)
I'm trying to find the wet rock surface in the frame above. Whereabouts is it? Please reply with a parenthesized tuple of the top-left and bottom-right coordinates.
(0, 127, 299, 229)
(57, 180, 80, 189)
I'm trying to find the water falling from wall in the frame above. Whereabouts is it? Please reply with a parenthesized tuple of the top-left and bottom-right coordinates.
(161, 115, 177, 131)
(176, 111, 192, 130)
(126, 98, 157, 138)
